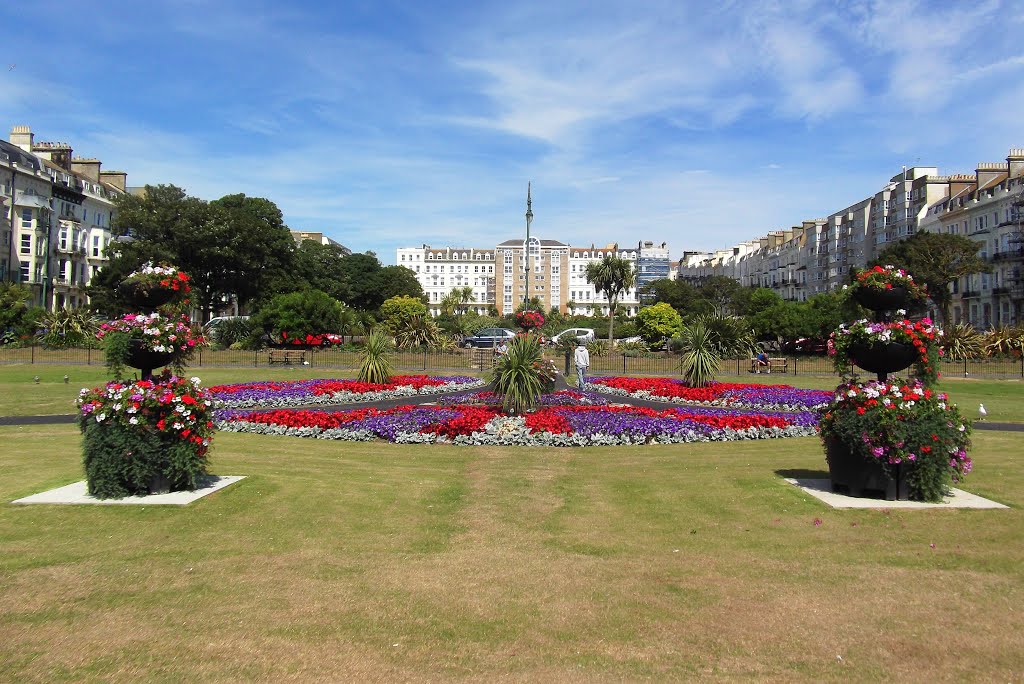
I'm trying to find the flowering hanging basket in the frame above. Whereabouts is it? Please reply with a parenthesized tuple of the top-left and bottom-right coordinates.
(126, 339, 174, 374)
(847, 340, 919, 376)
(850, 265, 927, 305)
(118, 280, 177, 309)
(851, 285, 910, 314)
(515, 310, 545, 330)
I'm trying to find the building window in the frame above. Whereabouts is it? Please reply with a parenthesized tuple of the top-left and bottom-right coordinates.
(21, 209, 32, 229)
(20, 233, 31, 255)
(20, 261, 30, 282)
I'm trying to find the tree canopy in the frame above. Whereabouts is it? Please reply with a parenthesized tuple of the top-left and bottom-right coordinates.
(875, 232, 990, 325)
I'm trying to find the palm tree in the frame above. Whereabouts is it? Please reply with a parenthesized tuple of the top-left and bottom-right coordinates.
(440, 286, 475, 317)
(337, 306, 357, 344)
(585, 254, 636, 342)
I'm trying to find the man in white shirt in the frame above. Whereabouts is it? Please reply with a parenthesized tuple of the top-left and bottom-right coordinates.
(573, 343, 590, 387)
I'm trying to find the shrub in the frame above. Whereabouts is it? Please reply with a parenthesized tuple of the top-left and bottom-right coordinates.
(380, 295, 428, 333)
(212, 316, 258, 349)
(490, 333, 545, 414)
(984, 324, 1024, 358)
(35, 307, 103, 348)
(254, 289, 344, 343)
(941, 323, 984, 360)
(358, 329, 394, 383)
(634, 302, 682, 343)
(394, 315, 441, 349)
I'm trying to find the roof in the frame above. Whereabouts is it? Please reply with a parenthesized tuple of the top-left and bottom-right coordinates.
(496, 238, 568, 247)
(0, 139, 43, 172)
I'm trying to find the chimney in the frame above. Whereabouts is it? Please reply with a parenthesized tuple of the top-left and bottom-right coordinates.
(99, 170, 127, 193)
(71, 157, 102, 183)
(1008, 148, 1024, 179)
(32, 140, 73, 169)
(9, 125, 34, 152)
(976, 162, 1005, 189)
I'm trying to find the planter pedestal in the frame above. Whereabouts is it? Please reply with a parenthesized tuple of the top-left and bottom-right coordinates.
(825, 438, 909, 501)
(148, 473, 171, 495)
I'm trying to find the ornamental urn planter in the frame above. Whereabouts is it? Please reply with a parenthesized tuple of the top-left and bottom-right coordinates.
(852, 285, 910, 315)
(848, 340, 918, 377)
(825, 437, 910, 500)
(118, 281, 177, 309)
(147, 473, 171, 495)
(126, 339, 174, 380)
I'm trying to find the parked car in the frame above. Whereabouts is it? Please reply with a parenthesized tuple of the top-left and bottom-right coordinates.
(549, 328, 596, 346)
(205, 315, 249, 330)
(462, 327, 517, 348)
(782, 337, 828, 354)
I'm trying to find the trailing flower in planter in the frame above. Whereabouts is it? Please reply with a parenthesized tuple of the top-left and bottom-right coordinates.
(828, 318, 941, 385)
(850, 264, 927, 302)
(98, 312, 205, 378)
(514, 309, 545, 330)
(818, 378, 971, 502)
(123, 262, 191, 293)
(77, 375, 215, 498)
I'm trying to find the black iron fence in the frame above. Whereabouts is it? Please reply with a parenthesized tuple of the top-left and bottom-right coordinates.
(2, 345, 1023, 379)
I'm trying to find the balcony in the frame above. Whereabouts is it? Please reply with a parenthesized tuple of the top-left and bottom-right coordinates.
(993, 287, 1012, 296)
(992, 248, 1024, 262)
(961, 290, 981, 299)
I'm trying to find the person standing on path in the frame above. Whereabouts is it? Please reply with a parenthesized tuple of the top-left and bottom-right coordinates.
(573, 342, 590, 387)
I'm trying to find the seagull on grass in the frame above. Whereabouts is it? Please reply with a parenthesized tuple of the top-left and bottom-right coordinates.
(979, 404, 987, 421)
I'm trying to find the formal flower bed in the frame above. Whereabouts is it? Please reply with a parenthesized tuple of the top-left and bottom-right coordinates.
(216, 402, 818, 446)
(438, 389, 611, 407)
(585, 376, 831, 411)
(208, 374, 485, 409)
(78, 375, 215, 498)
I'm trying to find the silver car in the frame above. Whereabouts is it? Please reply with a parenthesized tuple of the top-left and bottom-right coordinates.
(549, 328, 595, 346)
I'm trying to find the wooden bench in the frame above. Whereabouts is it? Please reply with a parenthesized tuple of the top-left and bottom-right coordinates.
(750, 357, 788, 374)
(268, 349, 307, 365)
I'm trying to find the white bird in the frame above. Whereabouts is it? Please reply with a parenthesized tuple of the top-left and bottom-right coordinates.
(979, 404, 987, 420)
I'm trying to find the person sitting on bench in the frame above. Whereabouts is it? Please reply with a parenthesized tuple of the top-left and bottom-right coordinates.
(754, 351, 771, 373)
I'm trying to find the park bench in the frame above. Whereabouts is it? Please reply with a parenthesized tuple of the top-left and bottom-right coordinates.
(268, 349, 307, 365)
(750, 357, 788, 374)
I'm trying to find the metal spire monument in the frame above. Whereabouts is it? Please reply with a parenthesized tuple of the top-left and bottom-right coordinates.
(524, 182, 533, 306)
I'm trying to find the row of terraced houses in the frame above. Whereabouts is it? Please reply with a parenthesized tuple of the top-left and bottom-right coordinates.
(1, 126, 128, 310)
(677, 149, 1024, 328)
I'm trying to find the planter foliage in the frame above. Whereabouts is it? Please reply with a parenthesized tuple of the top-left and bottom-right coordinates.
(490, 333, 546, 414)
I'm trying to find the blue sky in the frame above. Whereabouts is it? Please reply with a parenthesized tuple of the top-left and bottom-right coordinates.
(2, 0, 1022, 264)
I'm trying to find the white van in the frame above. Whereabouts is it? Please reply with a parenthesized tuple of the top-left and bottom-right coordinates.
(205, 316, 249, 330)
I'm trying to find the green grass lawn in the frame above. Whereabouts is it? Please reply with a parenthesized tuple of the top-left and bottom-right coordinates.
(1, 425, 1021, 682)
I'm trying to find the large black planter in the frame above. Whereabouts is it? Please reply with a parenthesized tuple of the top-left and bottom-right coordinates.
(118, 281, 176, 309)
(825, 437, 909, 500)
(852, 285, 909, 315)
(848, 340, 918, 377)
(126, 340, 174, 380)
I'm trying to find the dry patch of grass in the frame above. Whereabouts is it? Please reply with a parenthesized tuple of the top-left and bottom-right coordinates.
(1, 426, 1022, 681)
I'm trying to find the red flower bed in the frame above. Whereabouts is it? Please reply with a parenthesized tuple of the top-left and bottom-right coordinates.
(589, 377, 757, 402)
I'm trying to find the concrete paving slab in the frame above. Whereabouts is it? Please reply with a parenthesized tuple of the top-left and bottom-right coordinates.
(785, 478, 1008, 509)
(11, 475, 245, 506)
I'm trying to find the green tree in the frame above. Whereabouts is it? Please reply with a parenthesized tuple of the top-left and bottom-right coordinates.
(640, 278, 709, 317)
(875, 232, 990, 325)
(440, 286, 475, 317)
(105, 185, 297, 319)
(379, 295, 428, 333)
(634, 302, 683, 343)
(253, 289, 344, 342)
(337, 252, 383, 310)
(373, 266, 424, 305)
(696, 275, 749, 316)
(292, 240, 351, 302)
(584, 255, 636, 342)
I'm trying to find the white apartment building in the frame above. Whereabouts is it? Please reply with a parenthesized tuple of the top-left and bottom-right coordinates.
(677, 150, 1024, 325)
(2, 126, 126, 310)
(397, 245, 496, 316)
(398, 238, 648, 317)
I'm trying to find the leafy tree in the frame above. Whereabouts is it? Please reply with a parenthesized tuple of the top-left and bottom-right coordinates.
(640, 278, 708, 317)
(104, 185, 297, 319)
(584, 255, 636, 342)
(634, 302, 683, 343)
(252, 289, 344, 342)
(440, 286, 476, 317)
(875, 232, 990, 325)
(379, 295, 428, 333)
(0, 283, 36, 339)
(696, 275, 749, 316)
(337, 252, 383, 310)
(373, 266, 424, 305)
(292, 240, 351, 302)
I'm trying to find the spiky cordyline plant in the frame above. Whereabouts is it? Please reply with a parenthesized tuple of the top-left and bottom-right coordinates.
(677, 320, 721, 388)
(941, 323, 984, 361)
(358, 328, 394, 384)
(983, 324, 1024, 358)
(490, 333, 545, 414)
